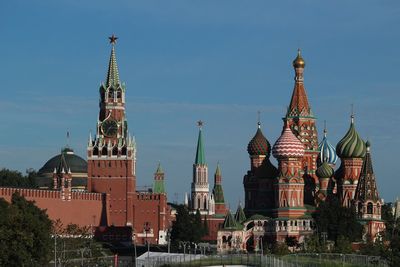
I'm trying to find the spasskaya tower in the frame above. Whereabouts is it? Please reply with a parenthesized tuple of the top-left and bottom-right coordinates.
(87, 35, 136, 227)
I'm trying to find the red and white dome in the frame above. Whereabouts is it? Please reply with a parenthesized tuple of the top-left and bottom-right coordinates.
(272, 124, 305, 158)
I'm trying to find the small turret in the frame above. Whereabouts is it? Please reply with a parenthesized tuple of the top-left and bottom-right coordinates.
(153, 162, 165, 194)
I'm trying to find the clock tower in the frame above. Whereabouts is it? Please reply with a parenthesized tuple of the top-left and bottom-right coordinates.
(87, 35, 136, 227)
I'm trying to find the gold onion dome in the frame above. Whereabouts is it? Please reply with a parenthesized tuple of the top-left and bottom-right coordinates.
(293, 49, 306, 68)
(336, 116, 366, 158)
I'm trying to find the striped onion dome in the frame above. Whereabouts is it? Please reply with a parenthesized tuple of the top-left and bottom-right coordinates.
(316, 162, 334, 178)
(272, 123, 305, 158)
(247, 123, 271, 157)
(318, 128, 338, 165)
(336, 115, 366, 158)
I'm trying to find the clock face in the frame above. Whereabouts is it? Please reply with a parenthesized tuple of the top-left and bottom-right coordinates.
(102, 120, 118, 137)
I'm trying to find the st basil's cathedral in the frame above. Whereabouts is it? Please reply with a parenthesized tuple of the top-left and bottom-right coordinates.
(217, 50, 385, 252)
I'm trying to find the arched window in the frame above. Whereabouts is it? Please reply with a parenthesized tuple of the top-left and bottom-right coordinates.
(108, 89, 114, 100)
(377, 203, 381, 215)
(198, 198, 201, 209)
(117, 89, 122, 99)
(367, 202, 373, 214)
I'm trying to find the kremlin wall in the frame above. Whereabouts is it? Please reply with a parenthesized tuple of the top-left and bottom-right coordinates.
(0, 37, 386, 250)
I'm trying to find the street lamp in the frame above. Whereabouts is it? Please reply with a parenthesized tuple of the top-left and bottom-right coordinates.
(144, 222, 151, 261)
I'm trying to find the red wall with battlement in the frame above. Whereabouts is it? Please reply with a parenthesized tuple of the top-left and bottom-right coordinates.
(133, 192, 170, 244)
(0, 187, 106, 227)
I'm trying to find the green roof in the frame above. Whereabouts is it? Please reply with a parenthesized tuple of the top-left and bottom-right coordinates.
(215, 163, 221, 176)
(106, 45, 120, 88)
(234, 204, 246, 224)
(223, 211, 242, 230)
(155, 162, 164, 174)
(195, 129, 206, 165)
(153, 180, 165, 194)
(212, 185, 225, 204)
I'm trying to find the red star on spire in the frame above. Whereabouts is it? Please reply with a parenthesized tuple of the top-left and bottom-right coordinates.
(109, 34, 118, 45)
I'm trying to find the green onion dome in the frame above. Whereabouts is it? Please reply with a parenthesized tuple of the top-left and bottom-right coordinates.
(336, 116, 366, 158)
(247, 123, 271, 157)
(316, 162, 334, 178)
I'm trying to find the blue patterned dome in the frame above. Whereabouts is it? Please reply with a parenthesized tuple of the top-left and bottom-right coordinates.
(318, 128, 338, 166)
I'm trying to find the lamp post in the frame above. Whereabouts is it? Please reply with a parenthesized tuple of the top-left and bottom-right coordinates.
(54, 234, 57, 267)
(166, 229, 171, 254)
(144, 222, 151, 262)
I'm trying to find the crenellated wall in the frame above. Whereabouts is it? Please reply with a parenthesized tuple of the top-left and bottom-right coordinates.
(133, 192, 171, 245)
(0, 187, 106, 227)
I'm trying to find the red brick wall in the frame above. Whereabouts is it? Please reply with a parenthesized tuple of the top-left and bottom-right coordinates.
(0, 187, 105, 227)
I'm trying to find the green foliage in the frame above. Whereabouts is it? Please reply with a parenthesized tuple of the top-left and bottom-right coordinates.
(313, 197, 362, 243)
(333, 236, 352, 254)
(203, 215, 209, 236)
(272, 242, 289, 255)
(0, 192, 52, 266)
(303, 234, 323, 253)
(170, 205, 206, 246)
(0, 168, 38, 188)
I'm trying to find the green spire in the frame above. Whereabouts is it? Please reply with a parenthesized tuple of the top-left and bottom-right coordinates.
(155, 162, 163, 174)
(234, 204, 246, 224)
(215, 163, 221, 176)
(223, 211, 240, 230)
(213, 163, 225, 204)
(106, 36, 120, 88)
(195, 121, 206, 165)
(153, 162, 165, 194)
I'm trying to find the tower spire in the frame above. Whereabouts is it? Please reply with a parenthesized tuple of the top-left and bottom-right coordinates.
(106, 35, 120, 88)
(195, 120, 206, 165)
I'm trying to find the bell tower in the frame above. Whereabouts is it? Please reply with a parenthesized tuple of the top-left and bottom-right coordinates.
(87, 35, 136, 227)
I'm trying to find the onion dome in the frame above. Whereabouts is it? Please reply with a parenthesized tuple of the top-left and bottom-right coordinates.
(272, 123, 305, 158)
(293, 49, 305, 68)
(316, 162, 334, 178)
(318, 128, 338, 165)
(247, 122, 271, 157)
(336, 116, 366, 158)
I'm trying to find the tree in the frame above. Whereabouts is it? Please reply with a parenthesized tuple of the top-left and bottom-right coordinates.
(313, 197, 362, 244)
(0, 192, 52, 266)
(170, 205, 206, 247)
(0, 168, 38, 188)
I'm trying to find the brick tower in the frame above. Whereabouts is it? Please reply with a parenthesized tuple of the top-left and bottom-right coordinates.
(243, 120, 278, 216)
(212, 163, 227, 215)
(335, 114, 366, 208)
(272, 122, 306, 219)
(354, 141, 385, 240)
(285, 50, 319, 205)
(190, 121, 212, 215)
(87, 35, 136, 227)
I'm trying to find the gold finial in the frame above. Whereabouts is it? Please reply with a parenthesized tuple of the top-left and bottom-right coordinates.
(257, 111, 261, 128)
(323, 120, 327, 137)
(293, 48, 305, 68)
(109, 34, 118, 45)
(351, 104, 355, 123)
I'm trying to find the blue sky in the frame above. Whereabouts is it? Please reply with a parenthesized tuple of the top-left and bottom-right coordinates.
(1, 1, 399, 207)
